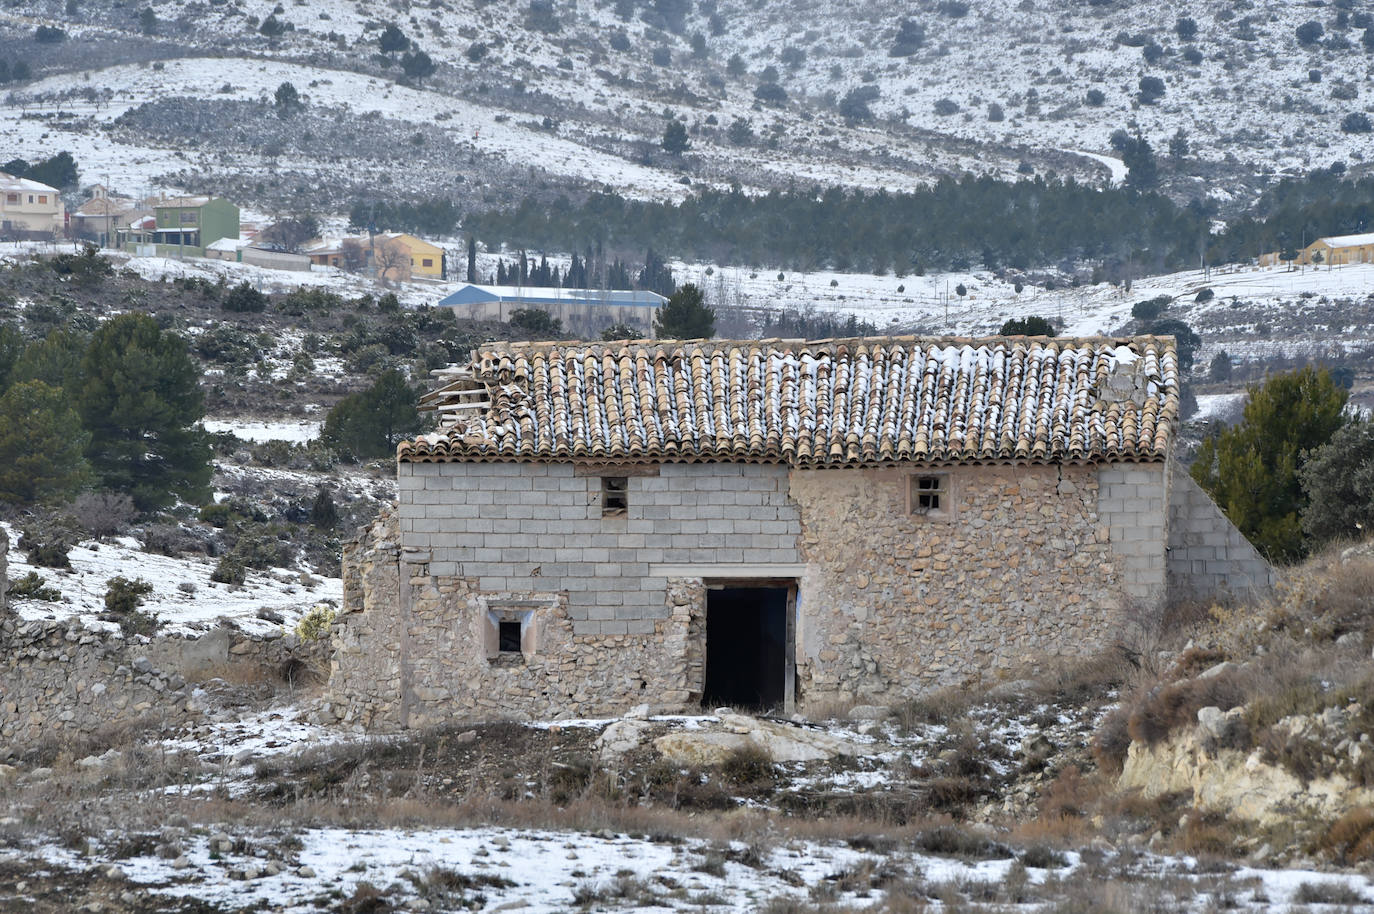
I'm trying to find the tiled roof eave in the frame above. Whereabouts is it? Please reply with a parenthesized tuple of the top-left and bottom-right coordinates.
(395, 446, 1171, 470)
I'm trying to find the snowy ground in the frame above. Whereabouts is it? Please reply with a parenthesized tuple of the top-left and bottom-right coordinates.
(1, 522, 340, 636)
(203, 417, 322, 444)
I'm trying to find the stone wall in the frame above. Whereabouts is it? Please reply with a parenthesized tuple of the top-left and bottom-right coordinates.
(330, 460, 1182, 727)
(1167, 466, 1276, 602)
(0, 613, 193, 748)
(326, 506, 708, 727)
(788, 464, 1146, 704)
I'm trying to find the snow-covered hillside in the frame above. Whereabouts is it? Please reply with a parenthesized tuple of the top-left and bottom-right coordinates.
(6, 0, 1367, 216)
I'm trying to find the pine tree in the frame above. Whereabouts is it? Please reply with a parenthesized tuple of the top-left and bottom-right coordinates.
(0, 322, 23, 393)
(0, 380, 90, 505)
(653, 284, 715, 339)
(466, 236, 477, 283)
(496, 260, 508, 284)
(12, 326, 88, 396)
(662, 120, 690, 155)
(79, 314, 211, 510)
(320, 369, 421, 460)
(1192, 366, 1350, 562)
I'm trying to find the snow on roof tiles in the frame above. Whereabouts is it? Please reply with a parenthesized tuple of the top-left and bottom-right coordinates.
(400, 336, 1179, 467)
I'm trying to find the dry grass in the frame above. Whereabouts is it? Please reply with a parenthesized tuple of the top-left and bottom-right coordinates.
(1315, 807, 1374, 865)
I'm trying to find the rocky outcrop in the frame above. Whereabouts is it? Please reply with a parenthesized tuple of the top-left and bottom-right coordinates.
(653, 713, 874, 765)
(1118, 707, 1374, 826)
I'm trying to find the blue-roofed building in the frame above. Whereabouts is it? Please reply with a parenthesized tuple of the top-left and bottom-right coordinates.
(436, 284, 668, 337)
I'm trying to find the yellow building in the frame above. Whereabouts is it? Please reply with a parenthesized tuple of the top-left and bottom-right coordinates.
(373, 232, 444, 280)
(1299, 233, 1374, 266)
(1266, 232, 1374, 266)
(0, 172, 64, 238)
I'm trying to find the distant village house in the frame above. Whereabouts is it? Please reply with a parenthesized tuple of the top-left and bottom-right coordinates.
(117, 196, 240, 258)
(1260, 232, 1374, 267)
(0, 172, 64, 239)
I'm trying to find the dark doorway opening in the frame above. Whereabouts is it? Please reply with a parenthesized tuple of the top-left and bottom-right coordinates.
(703, 586, 789, 709)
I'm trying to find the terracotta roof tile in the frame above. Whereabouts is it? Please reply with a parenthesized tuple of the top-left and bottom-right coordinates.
(401, 336, 1180, 466)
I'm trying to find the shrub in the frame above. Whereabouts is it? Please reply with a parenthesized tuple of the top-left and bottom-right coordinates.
(68, 492, 137, 538)
(104, 575, 153, 614)
(719, 743, 775, 788)
(1341, 112, 1373, 134)
(1299, 421, 1374, 544)
(35, 25, 67, 42)
(933, 98, 960, 116)
(9, 571, 60, 601)
(211, 554, 246, 585)
(999, 316, 1056, 336)
(1085, 88, 1106, 106)
(1137, 75, 1166, 104)
(223, 281, 267, 313)
(465, 41, 488, 61)
(18, 515, 80, 569)
(295, 604, 337, 641)
(1317, 807, 1374, 864)
(753, 83, 788, 106)
(311, 489, 338, 528)
(1130, 296, 1171, 321)
(1194, 287, 1214, 304)
(1193, 367, 1350, 562)
(1296, 20, 1325, 45)
(509, 308, 562, 335)
(1293, 882, 1367, 905)
(890, 18, 925, 57)
(1175, 17, 1197, 40)
(1126, 672, 1248, 746)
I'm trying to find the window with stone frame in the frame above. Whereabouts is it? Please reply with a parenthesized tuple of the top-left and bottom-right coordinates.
(601, 476, 628, 516)
(908, 472, 954, 520)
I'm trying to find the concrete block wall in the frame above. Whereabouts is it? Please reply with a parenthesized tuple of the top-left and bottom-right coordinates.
(397, 461, 802, 636)
(1167, 468, 1276, 602)
(1096, 463, 1169, 602)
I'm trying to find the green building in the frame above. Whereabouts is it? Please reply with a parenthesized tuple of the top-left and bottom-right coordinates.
(118, 196, 240, 257)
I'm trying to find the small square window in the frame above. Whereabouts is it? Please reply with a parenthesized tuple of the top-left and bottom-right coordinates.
(914, 475, 943, 512)
(498, 620, 522, 653)
(602, 476, 628, 516)
(909, 473, 953, 520)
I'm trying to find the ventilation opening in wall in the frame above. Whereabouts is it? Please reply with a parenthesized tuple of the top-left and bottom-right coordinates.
(498, 620, 522, 653)
(602, 476, 628, 516)
(702, 586, 790, 710)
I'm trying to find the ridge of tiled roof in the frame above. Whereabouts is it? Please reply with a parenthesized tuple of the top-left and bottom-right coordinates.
(400, 336, 1180, 467)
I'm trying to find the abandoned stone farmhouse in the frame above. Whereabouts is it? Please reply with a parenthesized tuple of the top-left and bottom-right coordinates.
(326, 336, 1272, 729)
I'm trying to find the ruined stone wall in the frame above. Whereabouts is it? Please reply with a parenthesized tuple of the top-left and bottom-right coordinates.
(329, 460, 1182, 728)
(1167, 466, 1276, 603)
(0, 614, 193, 748)
(787, 464, 1151, 704)
(326, 505, 709, 727)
